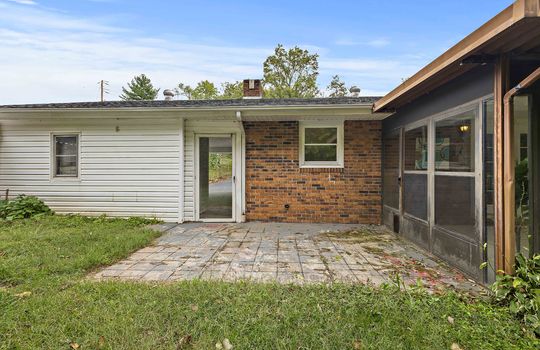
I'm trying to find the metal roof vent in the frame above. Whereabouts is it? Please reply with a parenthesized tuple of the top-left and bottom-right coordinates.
(349, 86, 361, 97)
(163, 89, 175, 101)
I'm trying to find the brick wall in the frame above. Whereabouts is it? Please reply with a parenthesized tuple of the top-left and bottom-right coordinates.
(244, 120, 382, 224)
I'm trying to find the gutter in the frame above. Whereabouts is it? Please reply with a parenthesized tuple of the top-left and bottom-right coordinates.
(0, 103, 376, 114)
(502, 66, 540, 273)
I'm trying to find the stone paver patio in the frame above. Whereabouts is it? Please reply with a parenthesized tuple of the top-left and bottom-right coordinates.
(94, 222, 483, 293)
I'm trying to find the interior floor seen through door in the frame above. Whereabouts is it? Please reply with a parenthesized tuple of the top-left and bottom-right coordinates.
(198, 136, 233, 219)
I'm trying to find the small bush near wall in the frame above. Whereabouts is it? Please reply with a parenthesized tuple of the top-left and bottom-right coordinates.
(0, 195, 53, 221)
(492, 254, 540, 336)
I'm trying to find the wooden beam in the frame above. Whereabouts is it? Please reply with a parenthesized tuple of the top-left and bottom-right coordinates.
(516, 0, 540, 17)
(494, 55, 509, 273)
(374, 0, 540, 113)
(373, 2, 520, 112)
(503, 87, 516, 273)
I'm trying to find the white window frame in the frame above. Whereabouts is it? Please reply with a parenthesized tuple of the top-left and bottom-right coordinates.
(299, 121, 344, 168)
(50, 133, 81, 180)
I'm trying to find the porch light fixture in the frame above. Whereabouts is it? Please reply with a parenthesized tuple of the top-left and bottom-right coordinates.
(459, 124, 470, 133)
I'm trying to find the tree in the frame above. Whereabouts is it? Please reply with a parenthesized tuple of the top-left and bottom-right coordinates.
(119, 74, 159, 101)
(220, 81, 243, 99)
(177, 80, 219, 100)
(263, 44, 319, 98)
(327, 75, 348, 97)
(177, 80, 243, 100)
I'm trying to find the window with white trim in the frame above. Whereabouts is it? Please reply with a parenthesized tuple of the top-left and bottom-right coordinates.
(299, 121, 344, 168)
(53, 134, 79, 177)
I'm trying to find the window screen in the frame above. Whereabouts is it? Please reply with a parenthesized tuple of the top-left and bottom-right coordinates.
(435, 111, 475, 172)
(403, 173, 428, 220)
(383, 131, 400, 209)
(404, 126, 428, 171)
(435, 176, 476, 238)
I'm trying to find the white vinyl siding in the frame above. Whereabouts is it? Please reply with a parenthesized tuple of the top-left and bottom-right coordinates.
(0, 117, 182, 222)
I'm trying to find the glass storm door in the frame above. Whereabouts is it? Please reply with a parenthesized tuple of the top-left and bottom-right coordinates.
(515, 90, 540, 257)
(513, 96, 532, 258)
(197, 136, 234, 220)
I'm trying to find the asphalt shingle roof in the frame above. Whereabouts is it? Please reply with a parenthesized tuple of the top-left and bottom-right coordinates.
(0, 97, 380, 109)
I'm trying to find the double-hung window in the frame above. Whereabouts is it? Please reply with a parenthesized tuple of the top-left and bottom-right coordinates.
(52, 134, 79, 178)
(299, 121, 344, 168)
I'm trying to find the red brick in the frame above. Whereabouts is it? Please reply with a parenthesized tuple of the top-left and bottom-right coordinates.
(244, 120, 382, 224)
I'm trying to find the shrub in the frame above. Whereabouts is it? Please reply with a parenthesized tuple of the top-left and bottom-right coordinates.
(0, 195, 53, 221)
(492, 253, 540, 336)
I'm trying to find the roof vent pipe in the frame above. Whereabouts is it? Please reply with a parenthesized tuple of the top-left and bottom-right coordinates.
(349, 86, 361, 97)
(163, 89, 175, 101)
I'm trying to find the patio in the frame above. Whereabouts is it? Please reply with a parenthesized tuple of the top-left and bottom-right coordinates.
(95, 222, 482, 293)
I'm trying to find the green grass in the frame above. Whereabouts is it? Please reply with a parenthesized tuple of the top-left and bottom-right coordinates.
(1, 216, 538, 349)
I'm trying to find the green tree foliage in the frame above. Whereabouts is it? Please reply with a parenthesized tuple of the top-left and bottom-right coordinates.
(177, 80, 219, 100)
(327, 75, 349, 97)
(177, 80, 243, 100)
(119, 74, 160, 101)
(263, 44, 319, 98)
(220, 81, 244, 99)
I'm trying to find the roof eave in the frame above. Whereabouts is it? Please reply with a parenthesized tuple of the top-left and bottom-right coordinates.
(373, 0, 540, 113)
(0, 103, 391, 120)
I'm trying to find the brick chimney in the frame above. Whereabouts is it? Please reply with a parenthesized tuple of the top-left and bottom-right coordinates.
(243, 79, 262, 99)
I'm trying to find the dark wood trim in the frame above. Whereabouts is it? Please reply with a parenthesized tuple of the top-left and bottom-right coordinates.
(374, 0, 540, 113)
(532, 88, 540, 254)
(502, 66, 540, 272)
(494, 56, 509, 272)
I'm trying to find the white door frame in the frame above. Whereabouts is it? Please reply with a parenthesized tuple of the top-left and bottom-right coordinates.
(194, 133, 236, 222)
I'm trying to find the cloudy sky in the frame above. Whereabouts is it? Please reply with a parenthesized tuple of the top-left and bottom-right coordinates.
(0, 0, 512, 104)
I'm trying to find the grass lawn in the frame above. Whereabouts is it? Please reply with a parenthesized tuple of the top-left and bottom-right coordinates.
(0, 216, 538, 349)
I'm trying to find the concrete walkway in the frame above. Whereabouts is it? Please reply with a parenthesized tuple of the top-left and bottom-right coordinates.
(94, 222, 482, 293)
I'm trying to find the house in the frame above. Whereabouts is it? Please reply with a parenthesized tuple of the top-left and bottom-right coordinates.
(0, 0, 538, 284)
(0, 88, 384, 225)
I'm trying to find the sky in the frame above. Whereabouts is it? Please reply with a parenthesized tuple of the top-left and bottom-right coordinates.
(0, 0, 514, 104)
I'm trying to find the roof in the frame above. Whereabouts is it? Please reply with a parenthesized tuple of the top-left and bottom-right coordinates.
(0, 97, 380, 110)
(373, 0, 540, 112)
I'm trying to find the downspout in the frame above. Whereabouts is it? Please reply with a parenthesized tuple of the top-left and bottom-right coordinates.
(502, 66, 540, 273)
(236, 111, 247, 222)
(179, 117, 185, 223)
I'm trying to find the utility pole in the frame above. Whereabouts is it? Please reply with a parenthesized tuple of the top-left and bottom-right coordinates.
(98, 80, 110, 102)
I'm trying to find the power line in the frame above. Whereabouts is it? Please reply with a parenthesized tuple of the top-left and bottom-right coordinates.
(98, 80, 110, 102)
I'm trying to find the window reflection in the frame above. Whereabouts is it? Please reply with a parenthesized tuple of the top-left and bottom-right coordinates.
(435, 111, 475, 172)
(404, 126, 428, 171)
